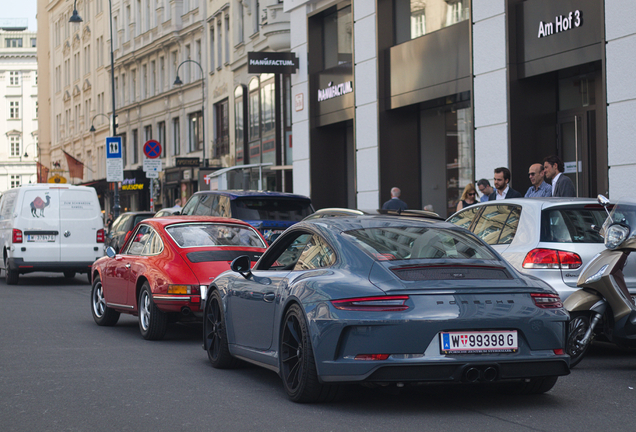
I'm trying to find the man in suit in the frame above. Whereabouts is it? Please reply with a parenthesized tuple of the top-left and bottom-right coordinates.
(488, 167, 523, 200)
(543, 155, 576, 197)
(382, 187, 408, 211)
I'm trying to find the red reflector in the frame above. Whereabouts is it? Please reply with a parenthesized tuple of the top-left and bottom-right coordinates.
(354, 354, 390, 361)
(12, 229, 22, 243)
(96, 228, 105, 243)
(522, 248, 581, 269)
(553, 348, 565, 355)
(191, 297, 200, 303)
(332, 296, 410, 312)
(531, 293, 563, 309)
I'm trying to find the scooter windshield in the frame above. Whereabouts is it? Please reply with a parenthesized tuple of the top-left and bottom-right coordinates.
(604, 198, 636, 233)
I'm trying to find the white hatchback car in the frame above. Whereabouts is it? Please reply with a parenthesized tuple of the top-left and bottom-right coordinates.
(448, 197, 636, 300)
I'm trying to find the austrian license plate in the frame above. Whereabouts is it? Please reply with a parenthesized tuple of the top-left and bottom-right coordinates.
(26, 235, 56, 242)
(440, 330, 518, 354)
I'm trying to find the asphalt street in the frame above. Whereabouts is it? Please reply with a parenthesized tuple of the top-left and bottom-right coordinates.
(1, 273, 635, 432)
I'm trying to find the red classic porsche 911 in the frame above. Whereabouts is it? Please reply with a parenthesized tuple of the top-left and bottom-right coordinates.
(90, 216, 267, 340)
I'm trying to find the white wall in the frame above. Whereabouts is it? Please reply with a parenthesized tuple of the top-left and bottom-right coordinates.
(472, 0, 509, 183)
(605, 0, 636, 200)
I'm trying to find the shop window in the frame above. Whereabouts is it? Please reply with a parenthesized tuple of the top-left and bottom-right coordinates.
(214, 99, 229, 158)
(394, 0, 470, 45)
(323, 6, 352, 69)
(260, 74, 276, 165)
(248, 77, 261, 162)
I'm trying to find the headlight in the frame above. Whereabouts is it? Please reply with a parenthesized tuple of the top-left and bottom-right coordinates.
(605, 225, 630, 249)
(585, 264, 609, 284)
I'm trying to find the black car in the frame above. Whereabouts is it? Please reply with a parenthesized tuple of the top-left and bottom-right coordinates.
(106, 211, 155, 252)
(180, 190, 314, 242)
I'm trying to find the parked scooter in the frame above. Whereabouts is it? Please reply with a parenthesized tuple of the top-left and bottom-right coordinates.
(565, 195, 636, 367)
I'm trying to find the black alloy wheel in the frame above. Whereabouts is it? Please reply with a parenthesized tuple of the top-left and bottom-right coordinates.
(567, 312, 593, 368)
(280, 304, 340, 403)
(204, 290, 237, 368)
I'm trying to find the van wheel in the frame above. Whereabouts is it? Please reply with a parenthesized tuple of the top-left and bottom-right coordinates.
(64, 271, 76, 279)
(5, 256, 18, 285)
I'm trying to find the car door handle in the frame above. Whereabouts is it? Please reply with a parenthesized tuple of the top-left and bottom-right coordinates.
(263, 292, 276, 303)
(125, 264, 131, 269)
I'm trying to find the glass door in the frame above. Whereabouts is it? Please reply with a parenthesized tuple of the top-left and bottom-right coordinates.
(557, 109, 596, 198)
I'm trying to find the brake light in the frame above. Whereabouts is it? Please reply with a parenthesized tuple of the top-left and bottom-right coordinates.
(531, 293, 563, 309)
(522, 248, 582, 269)
(12, 229, 22, 243)
(331, 295, 410, 311)
(96, 229, 105, 243)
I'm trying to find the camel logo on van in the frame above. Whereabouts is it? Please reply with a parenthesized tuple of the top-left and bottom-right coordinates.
(30, 193, 51, 218)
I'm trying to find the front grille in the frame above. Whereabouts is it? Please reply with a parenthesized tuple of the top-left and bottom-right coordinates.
(391, 266, 512, 281)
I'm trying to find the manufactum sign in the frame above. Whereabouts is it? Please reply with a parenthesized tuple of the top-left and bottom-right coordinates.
(248, 52, 299, 74)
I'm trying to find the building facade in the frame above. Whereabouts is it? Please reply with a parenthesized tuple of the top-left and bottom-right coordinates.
(38, 0, 296, 213)
(1, 23, 38, 190)
(286, 0, 636, 217)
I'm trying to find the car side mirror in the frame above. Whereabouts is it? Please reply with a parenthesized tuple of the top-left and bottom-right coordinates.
(231, 255, 252, 279)
(105, 246, 117, 258)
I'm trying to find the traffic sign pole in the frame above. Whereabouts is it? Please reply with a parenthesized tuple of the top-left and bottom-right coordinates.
(143, 140, 162, 212)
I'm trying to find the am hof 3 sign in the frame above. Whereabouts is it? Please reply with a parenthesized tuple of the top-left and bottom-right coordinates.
(143, 140, 162, 179)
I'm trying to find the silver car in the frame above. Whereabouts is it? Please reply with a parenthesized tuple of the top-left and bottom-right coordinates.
(448, 198, 636, 300)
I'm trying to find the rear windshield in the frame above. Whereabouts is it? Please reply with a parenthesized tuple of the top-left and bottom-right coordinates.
(343, 227, 496, 261)
(166, 223, 266, 248)
(541, 205, 607, 243)
(231, 198, 313, 222)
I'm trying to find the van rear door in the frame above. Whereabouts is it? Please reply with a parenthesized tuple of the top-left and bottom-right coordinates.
(19, 188, 61, 262)
(59, 188, 102, 263)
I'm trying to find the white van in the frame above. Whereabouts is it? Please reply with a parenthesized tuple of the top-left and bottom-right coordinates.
(0, 184, 105, 284)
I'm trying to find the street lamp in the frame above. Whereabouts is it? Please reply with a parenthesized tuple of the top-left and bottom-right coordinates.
(89, 113, 111, 132)
(174, 60, 206, 167)
(70, 1, 120, 218)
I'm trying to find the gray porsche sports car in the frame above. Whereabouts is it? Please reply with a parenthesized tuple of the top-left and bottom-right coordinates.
(203, 215, 570, 402)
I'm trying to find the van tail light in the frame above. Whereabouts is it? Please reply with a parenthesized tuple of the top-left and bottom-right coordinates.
(522, 248, 582, 270)
(12, 229, 23, 243)
(331, 295, 410, 312)
(96, 229, 105, 243)
(530, 293, 563, 309)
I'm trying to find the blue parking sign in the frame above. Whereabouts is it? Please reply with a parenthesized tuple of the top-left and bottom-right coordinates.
(106, 137, 122, 159)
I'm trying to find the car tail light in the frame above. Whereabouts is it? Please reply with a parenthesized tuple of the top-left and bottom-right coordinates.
(530, 293, 563, 309)
(96, 229, 105, 243)
(167, 285, 200, 295)
(553, 348, 565, 355)
(331, 295, 410, 311)
(522, 248, 582, 269)
(12, 229, 22, 243)
(354, 354, 390, 361)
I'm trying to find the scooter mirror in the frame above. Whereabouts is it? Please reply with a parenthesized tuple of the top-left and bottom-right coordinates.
(597, 195, 610, 207)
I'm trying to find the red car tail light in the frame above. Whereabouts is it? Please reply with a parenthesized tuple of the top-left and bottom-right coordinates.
(354, 354, 390, 361)
(96, 229, 105, 243)
(522, 248, 582, 270)
(530, 293, 563, 309)
(12, 229, 22, 243)
(331, 295, 410, 312)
